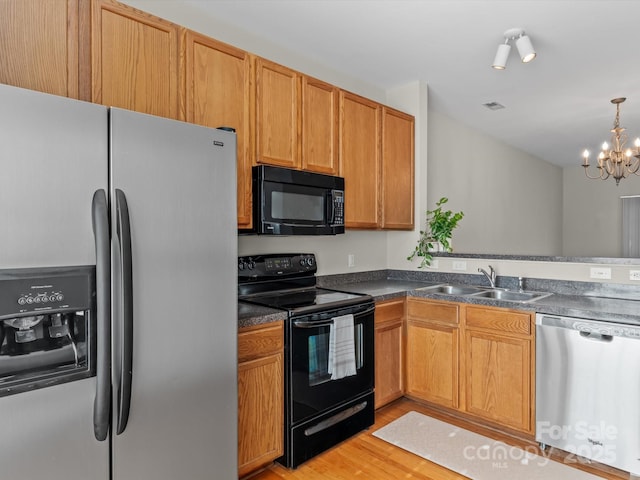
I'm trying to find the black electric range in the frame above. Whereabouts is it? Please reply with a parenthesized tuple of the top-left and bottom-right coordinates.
(238, 253, 375, 469)
(238, 253, 372, 316)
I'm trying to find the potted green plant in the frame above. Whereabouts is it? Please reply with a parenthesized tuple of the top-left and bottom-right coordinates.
(408, 197, 464, 268)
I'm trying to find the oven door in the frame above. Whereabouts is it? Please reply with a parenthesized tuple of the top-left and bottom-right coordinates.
(287, 302, 374, 425)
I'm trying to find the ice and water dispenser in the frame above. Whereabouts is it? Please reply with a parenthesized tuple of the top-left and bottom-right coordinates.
(0, 266, 95, 396)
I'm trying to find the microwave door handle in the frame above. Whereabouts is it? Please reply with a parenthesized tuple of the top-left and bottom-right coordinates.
(327, 191, 335, 225)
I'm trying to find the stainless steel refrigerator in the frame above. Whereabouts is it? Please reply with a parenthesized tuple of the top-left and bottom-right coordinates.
(0, 84, 238, 479)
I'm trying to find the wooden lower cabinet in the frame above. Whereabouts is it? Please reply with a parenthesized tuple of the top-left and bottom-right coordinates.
(464, 305, 534, 434)
(374, 299, 405, 409)
(405, 298, 535, 436)
(405, 298, 459, 409)
(238, 321, 284, 478)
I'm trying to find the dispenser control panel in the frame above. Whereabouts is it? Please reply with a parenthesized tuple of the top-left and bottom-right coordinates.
(0, 267, 94, 320)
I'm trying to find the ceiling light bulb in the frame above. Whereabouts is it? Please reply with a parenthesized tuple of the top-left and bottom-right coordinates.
(602, 142, 609, 151)
(635, 138, 640, 148)
(491, 43, 511, 70)
(515, 34, 536, 63)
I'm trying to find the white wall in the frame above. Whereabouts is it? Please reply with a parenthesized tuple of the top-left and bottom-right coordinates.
(427, 110, 563, 256)
(563, 166, 640, 257)
(123, 0, 640, 284)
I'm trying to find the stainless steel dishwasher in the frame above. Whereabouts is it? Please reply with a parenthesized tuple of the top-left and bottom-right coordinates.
(536, 313, 640, 475)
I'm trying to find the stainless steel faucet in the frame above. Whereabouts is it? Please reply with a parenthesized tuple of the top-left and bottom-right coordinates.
(478, 265, 496, 288)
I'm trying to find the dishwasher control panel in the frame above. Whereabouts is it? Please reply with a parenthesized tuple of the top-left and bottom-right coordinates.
(537, 314, 640, 340)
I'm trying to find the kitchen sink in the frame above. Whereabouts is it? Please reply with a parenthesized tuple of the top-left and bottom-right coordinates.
(471, 289, 553, 303)
(419, 284, 487, 295)
(419, 283, 553, 303)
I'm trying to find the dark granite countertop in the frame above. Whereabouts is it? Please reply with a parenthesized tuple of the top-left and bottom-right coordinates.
(329, 279, 440, 302)
(238, 270, 640, 328)
(327, 279, 640, 326)
(238, 301, 287, 329)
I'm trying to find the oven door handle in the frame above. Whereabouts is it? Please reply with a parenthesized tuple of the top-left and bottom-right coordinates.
(293, 320, 335, 329)
(292, 305, 375, 328)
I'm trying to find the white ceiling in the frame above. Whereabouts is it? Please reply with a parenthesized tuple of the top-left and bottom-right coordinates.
(151, 0, 640, 168)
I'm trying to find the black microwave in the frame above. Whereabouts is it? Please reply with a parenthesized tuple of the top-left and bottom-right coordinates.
(241, 165, 345, 235)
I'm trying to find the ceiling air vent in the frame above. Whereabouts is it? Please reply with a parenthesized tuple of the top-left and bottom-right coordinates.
(483, 101, 505, 111)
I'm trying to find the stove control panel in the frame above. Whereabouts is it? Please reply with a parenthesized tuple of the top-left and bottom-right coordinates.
(238, 253, 317, 280)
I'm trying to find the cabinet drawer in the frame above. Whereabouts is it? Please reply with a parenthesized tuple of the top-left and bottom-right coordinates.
(407, 298, 459, 325)
(375, 298, 405, 325)
(238, 321, 284, 362)
(465, 306, 532, 335)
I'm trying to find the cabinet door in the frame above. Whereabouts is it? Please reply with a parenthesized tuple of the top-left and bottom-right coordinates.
(91, 0, 180, 119)
(183, 31, 253, 229)
(237, 322, 284, 478)
(340, 91, 380, 228)
(406, 319, 459, 409)
(301, 76, 339, 174)
(374, 299, 405, 409)
(0, 0, 80, 99)
(381, 107, 414, 229)
(255, 57, 299, 168)
(464, 329, 532, 433)
(340, 91, 381, 228)
(238, 352, 284, 477)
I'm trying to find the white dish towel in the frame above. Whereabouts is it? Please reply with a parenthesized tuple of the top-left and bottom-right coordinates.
(327, 313, 357, 380)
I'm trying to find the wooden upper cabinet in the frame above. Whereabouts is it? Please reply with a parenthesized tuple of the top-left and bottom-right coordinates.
(0, 0, 81, 99)
(255, 57, 300, 168)
(91, 0, 180, 119)
(183, 31, 253, 229)
(301, 76, 339, 174)
(340, 91, 381, 229)
(381, 107, 415, 229)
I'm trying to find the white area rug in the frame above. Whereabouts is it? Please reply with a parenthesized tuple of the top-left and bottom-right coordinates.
(373, 411, 604, 479)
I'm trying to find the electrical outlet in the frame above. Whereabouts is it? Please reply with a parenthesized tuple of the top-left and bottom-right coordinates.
(348, 254, 355, 268)
(452, 261, 467, 271)
(427, 259, 439, 269)
(590, 267, 611, 280)
(630, 270, 640, 281)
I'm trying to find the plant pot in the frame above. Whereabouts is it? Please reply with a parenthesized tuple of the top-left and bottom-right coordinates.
(428, 241, 444, 253)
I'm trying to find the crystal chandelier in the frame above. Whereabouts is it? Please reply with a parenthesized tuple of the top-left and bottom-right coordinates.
(582, 97, 640, 186)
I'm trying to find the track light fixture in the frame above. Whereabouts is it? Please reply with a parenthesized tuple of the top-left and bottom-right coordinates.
(491, 28, 536, 70)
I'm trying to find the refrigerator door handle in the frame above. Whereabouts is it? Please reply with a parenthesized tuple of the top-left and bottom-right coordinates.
(91, 189, 111, 441)
(115, 189, 134, 435)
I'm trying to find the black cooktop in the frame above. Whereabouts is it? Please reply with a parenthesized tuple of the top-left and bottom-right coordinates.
(238, 253, 372, 315)
(242, 287, 366, 310)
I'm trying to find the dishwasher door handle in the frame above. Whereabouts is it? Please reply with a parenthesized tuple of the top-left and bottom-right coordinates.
(579, 331, 613, 342)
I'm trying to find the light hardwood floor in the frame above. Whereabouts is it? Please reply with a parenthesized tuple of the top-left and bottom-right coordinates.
(248, 398, 626, 480)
